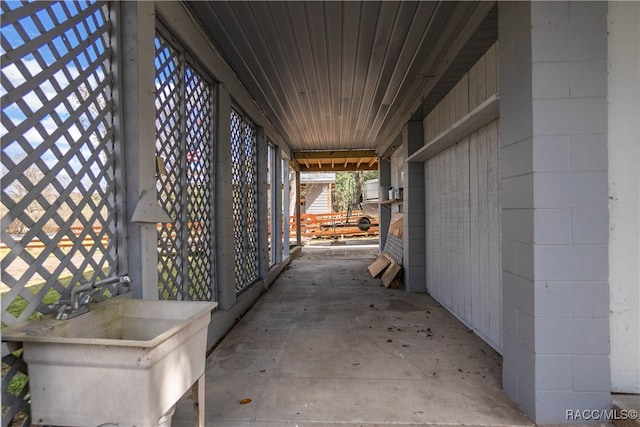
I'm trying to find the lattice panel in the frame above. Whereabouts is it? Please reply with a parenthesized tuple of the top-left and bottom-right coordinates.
(1, 1, 116, 424)
(231, 109, 259, 293)
(267, 145, 274, 266)
(155, 33, 184, 300)
(1, 351, 30, 427)
(244, 124, 259, 283)
(184, 67, 213, 301)
(155, 32, 215, 301)
(231, 111, 245, 290)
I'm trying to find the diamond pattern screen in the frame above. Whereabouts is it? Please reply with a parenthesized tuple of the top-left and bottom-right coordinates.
(1, 1, 116, 423)
(231, 109, 259, 293)
(155, 31, 215, 302)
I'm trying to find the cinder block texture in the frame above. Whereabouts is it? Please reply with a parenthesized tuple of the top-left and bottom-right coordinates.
(534, 245, 608, 281)
(502, 208, 533, 243)
(501, 174, 533, 209)
(534, 391, 611, 425)
(572, 282, 609, 318)
(535, 318, 609, 355)
(501, 139, 534, 177)
(533, 209, 572, 244)
(499, 1, 610, 422)
(534, 171, 608, 208)
(533, 136, 571, 172)
(403, 122, 425, 292)
(534, 282, 572, 318)
(531, 23, 607, 62)
(536, 354, 573, 391)
(532, 98, 607, 135)
(573, 355, 611, 392)
(570, 134, 608, 171)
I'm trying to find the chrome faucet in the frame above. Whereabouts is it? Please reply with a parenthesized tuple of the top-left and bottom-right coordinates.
(53, 275, 131, 320)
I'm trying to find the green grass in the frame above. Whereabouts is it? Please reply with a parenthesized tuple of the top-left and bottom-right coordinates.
(5, 287, 61, 320)
(3, 269, 106, 323)
(2, 355, 27, 397)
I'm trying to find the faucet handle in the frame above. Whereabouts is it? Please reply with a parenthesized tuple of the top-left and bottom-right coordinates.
(116, 275, 132, 295)
(50, 300, 72, 320)
(79, 288, 99, 306)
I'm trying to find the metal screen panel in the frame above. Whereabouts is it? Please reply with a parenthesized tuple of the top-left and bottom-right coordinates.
(231, 109, 259, 293)
(1, 1, 116, 423)
(155, 31, 215, 301)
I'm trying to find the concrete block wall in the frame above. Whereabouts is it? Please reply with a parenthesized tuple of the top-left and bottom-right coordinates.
(378, 158, 392, 252)
(499, 2, 610, 423)
(403, 121, 426, 292)
(424, 42, 498, 141)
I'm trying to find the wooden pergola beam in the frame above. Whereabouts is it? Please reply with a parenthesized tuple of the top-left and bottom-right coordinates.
(291, 149, 379, 172)
(298, 162, 378, 172)
(293, 150, 377, 160)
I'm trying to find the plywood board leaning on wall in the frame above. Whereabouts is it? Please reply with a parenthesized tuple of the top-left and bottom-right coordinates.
(368, 213, 403, 287)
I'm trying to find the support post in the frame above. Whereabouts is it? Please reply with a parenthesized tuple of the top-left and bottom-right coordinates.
(282, 159, 291, 258)
(402, 120, 426, 292)
(215, 87, 236, 309)
(378, 157, 391, 252)
(256, 127, 268, 282)
(499, 2, 610, 422)
(119, 1, 160, 299)
(295, 170, 302, 246)
(272, 148, 283, 264)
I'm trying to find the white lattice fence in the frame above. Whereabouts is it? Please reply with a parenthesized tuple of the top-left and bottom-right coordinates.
(1, 1, 117, 424)
(230, 109, 259, 293)
(155, 30, 216, 302)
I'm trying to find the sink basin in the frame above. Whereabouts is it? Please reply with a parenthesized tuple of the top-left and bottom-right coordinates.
(2, 297, 217, 426)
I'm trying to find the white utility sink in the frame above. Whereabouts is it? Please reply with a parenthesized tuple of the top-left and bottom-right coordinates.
(2, 297, 217, 427)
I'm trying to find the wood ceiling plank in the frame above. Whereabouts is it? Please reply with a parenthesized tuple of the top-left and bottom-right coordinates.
(185, 1, 497, 154)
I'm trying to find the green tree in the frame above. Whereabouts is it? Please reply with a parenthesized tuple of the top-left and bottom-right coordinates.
(331, 170, 378, 212)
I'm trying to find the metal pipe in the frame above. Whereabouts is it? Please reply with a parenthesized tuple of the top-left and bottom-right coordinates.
(70, 275, 131, 309)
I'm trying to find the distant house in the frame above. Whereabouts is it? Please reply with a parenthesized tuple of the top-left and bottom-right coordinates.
(300, 172, 335, 214)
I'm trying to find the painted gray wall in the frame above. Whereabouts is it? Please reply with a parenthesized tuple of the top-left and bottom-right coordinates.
(425, 121, 502, 352)
(499, 2, 610, 423)
(421, 45, 502, 353)
(378, 158, 392, 252)
(403, 121, 426, 292)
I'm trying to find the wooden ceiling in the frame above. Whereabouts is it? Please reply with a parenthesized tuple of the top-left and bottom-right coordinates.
(185, 1, 498, 164)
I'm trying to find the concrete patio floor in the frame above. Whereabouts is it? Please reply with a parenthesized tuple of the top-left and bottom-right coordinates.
(173, 240, 535, 426)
